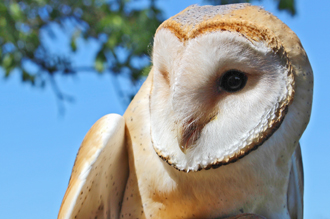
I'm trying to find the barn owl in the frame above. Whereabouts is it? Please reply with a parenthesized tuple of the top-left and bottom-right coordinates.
(58, 4, 313, 219)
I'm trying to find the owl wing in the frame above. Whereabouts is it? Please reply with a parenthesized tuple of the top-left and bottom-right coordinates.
(58, 114, 129, 219)
(287, 143, 304, 219)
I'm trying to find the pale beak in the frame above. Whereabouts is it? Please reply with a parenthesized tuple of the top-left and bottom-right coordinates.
(177, 114, 217, 154)
(178, 121, 202, 154)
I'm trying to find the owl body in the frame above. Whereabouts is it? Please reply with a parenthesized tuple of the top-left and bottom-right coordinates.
(58, 4, 312, 219)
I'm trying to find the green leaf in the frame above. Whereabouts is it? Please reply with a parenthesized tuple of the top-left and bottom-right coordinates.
(2, 54, 15, 77)
(22, 70, 36, 84)
(106, 34, 119, 49)
(277, 0, 296, 16)
(94, 59, 104, 72)
(5, 68, 12, 77)
(141, 64, 152, 77)
(70, 38, 77, 52)
(70, 30, 81, 52)
(2, 54, 13, 69)
(94, 51, 106, 72)
(9, 3, 22, 21)
(0, 17, 7, 27)
(70, 38, 77, 51)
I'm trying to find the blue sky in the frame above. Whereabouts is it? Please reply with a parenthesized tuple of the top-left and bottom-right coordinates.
(0, 0, 329, 218)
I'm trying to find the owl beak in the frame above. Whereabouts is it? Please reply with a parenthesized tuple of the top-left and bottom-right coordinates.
(178, 121, 202, 154)
(178, 114, 218, 154)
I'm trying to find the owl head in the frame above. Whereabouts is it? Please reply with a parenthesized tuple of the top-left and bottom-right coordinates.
(149, 4, 313, 172)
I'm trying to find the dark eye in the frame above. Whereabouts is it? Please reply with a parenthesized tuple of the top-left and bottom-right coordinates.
(219, 70, 247, 93)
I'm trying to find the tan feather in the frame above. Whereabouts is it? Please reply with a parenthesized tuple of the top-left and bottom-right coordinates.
(58, 114, 128, 219)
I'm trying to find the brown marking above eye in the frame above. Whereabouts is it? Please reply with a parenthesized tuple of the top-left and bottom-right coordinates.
(160, 69, 170, 85)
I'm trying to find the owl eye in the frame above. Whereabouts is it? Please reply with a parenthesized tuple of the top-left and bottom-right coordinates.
(219, 70, 247, 93)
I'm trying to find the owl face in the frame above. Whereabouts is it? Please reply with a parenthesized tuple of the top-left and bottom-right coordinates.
(149, 4, 296, 172)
